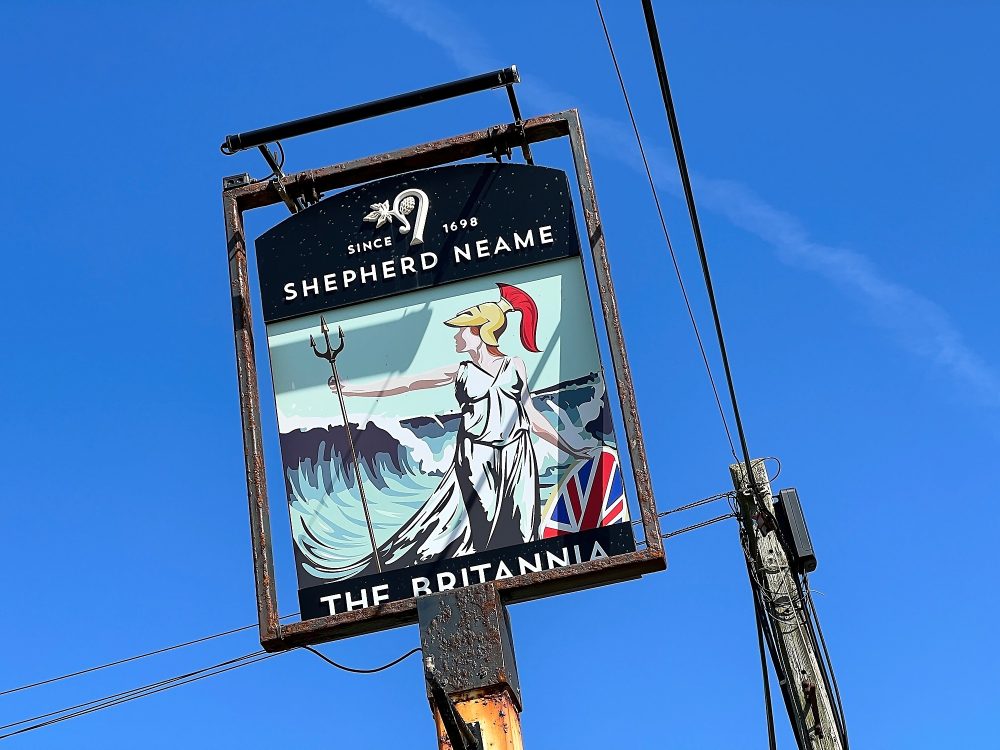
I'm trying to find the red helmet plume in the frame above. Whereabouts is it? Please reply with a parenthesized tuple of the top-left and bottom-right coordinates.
(497, 283, 540, 353)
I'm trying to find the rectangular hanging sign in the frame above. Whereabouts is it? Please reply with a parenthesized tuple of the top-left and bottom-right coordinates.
(255, 162, 641, 622)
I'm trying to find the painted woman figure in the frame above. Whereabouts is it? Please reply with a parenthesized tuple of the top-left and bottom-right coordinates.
(323, 283, 592, 576)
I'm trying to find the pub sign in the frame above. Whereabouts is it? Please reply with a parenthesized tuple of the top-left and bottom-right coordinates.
(255, 162, 643, 622)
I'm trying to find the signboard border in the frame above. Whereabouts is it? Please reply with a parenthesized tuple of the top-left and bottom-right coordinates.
(222, 109, 665, 651)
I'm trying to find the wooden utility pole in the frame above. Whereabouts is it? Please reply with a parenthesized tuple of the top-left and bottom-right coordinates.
(418, 583, 524, 750)
(731, 460, 844, 749)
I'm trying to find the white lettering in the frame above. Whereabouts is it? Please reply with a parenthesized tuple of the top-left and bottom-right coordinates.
(514, 230, 535, 249)
(302, 277, 319, 297)
(342, 269, 357, 287)
(495, 561, 514, 580)
(454, 244, 472, 263)
(401, 256, 416, 274)
(460, 567, 470, 587)
(469, 563, 492, 584)
(517, 554, 542, 575)
(412, 577, 432, 597)
(359, 264, 377, 284)
(590, 541, 610, 561)
(323, 273, 338, 292)
(546, 548, 571, 568)
(372, 584, 390, 607)
(539, 225, 554, 244)
(475, 239, 490, 259)
(494, 236, 511, 253)
(420, 251, 439, 270)
(573, 544, 582, 564)
(437, 571, 457, 591)
(319, 593, 343, 616)
(345, 589, 369, 611)
(381, 260, 396, 279)
(283, 282, 298, 301)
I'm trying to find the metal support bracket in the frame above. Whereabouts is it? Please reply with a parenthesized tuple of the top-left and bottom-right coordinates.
(427, 674, 484, 750)
(417, 583, 522, 748)
(487, 126, 512, 163)
(504, 82, 534, 165)
(256, 143, 322, 214)
(417, 583, 521, 710)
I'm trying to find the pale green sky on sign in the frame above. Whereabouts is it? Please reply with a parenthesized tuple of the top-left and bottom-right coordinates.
(265, 257, 604, 428)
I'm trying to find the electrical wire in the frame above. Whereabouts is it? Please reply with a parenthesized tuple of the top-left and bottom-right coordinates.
(751, 579, 778, 750)
(661, 512, 735, 539)
(594, 0, 738, 462)
(0, 651, 278, 741)
(631, 490, 734, 525)
(0, 613, 299, 698)
(638, 0, 761, 497)
(0, 638, 422, 742)
(0, 651, 265, 732)
(301, 645, 422, 674)
(597, 4, 781, 738)
(804, 575, 850, 748)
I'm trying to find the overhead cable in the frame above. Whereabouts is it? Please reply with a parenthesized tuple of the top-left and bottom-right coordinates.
(593, 0, 738, 462)
(0, 641, 423, 742)
(302, 645, 422, 674)
(661, 512, 736, 539)
(0, 651, 277, 741)
(0, 613, 300, 698)
(638, 0, 761, 494)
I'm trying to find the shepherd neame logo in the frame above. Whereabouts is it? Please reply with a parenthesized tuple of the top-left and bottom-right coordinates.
(281, 176, 559, 306)
(362, 188, 429, 246)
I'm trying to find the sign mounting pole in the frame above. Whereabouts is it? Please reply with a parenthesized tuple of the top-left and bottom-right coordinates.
(419, 583, 523, 750)
(310, 316, 382, 572)
(731, 459, 843, 748)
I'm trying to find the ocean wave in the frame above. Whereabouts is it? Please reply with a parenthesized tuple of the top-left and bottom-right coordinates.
(283, 372, 615, 583)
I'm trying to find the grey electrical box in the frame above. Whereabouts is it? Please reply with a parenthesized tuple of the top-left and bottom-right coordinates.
(773, 488, 817, 574)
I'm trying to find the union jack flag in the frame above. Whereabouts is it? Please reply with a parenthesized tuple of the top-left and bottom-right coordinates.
(540, 447, 630, 539)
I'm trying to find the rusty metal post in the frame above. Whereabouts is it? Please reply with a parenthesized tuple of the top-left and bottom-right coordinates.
(418, 584, 523, 750)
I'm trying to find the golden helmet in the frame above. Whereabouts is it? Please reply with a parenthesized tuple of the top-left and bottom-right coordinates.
(445, 284, 540, 352)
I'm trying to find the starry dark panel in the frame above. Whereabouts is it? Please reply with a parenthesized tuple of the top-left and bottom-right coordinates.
(255, 163, 582, 322)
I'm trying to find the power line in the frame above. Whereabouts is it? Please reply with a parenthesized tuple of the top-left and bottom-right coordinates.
(0, 651, 278, 741)
(661, 512, 736, 539)
(631, 490, 734, 527)
(593, 0, 738, 462)
(638, 0, 761, 495)
(0, 651, 266, 733)
(0, 642, 424, 742)
(302, 645, 422, 674)
(804, 575, 850, 748)
(0, 613, 300, 698)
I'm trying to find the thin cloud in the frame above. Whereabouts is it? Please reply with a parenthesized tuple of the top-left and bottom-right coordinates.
(370, 0, 1000, 407)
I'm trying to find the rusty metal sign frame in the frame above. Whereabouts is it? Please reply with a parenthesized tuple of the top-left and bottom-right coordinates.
(222, 109, 665, 652)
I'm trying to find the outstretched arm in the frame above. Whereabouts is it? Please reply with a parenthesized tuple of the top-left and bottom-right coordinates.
(516, 360, 594, 459)
(333, 364, 459, 397)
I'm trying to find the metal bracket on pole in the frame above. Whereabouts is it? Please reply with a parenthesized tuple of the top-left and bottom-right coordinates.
(427, 674, 484, 750)
(504, 81, 533, 165)
(418, 583, 523, 750)
(256, 143, 322, 215)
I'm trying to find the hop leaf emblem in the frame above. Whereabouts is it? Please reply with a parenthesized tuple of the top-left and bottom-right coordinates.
(363, 201, 393, 228)
(398, 196, 416, 215)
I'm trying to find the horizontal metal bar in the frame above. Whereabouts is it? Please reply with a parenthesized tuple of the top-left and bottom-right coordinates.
(261, 547, 664, 651)
(225, 112, 571, 212)
(222, 66, 520, 154)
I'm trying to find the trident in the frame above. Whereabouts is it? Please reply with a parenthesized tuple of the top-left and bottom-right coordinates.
(310, 316, 382, 572)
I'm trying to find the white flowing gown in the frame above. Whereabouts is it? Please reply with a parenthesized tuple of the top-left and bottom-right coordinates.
(360, 356, 541, 574)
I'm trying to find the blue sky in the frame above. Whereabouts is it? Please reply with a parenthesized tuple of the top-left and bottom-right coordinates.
(1, 2, 997, 748)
